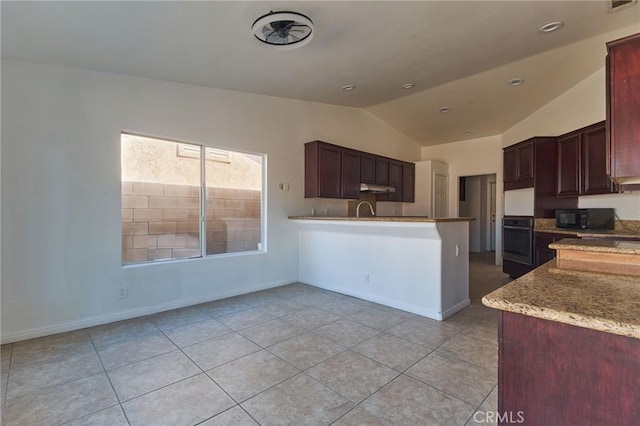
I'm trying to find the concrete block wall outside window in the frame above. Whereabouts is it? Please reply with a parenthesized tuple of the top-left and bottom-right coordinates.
(121, 134, 263, 266)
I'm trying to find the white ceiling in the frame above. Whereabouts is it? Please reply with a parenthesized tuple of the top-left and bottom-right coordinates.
(2, 1, 639, 146)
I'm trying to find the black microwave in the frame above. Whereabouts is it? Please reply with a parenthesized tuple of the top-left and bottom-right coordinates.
(555, 208, 615, 230)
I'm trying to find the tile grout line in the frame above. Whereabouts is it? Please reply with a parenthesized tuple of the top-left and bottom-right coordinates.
(1, 343, 15, 419)
(151, 320, 259, 421)
(87, 332, 132, 426)
(6, 283, 499, 426)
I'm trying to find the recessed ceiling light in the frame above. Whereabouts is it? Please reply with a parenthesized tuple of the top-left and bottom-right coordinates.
(464, 130, 473, 135)
(341, 85, 356, 91)
(538, 21, 563, 33)
(509, 78, 525, 87)
(401, 83, 415, 89)
(439, 107, 451, 113)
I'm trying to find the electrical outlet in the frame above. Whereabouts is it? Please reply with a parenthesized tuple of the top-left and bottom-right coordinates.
(364, 273, 370, 284)
(118, 286, 128, 299)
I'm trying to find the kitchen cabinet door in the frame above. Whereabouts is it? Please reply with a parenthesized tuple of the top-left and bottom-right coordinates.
(375, 157, 389, 185)
(503, 147, 518, 185)
(341, 149, 361, 199)
(361, 153, 376, 184)
(387, 160, 403, 201)
(581, 122, 616, 195)
(557, 133, 580, 197)
(607, 33, 640, 186)
(402, 163, 415, 203)
(304, 141, 342, 198)
(499, 312, 640, 425)
(517, 143, 534, 182)
(503, 140, 534, 191)
(534, 232, 558, 267)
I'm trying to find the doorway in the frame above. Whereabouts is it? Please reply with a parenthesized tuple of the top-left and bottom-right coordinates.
(458, 174, 497, 254)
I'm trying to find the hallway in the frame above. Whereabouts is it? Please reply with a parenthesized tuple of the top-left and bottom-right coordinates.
(468, 252, 512, 304)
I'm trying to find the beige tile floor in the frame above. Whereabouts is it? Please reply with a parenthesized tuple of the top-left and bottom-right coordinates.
(1, 253, 509, 425)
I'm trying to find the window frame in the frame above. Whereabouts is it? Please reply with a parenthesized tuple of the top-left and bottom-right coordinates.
(121, 131, 267, 268)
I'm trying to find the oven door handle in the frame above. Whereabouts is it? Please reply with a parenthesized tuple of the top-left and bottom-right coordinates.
(503, 225, 532, 231)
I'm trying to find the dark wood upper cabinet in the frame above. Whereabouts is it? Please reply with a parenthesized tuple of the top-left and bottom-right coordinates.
(503, 140, 534, 190)
(402, 163, 415, 203)
(557, 122, 616, 197)
(607, 32, 640, 186)
(504, 137, 577, 218)
(581, 122, 616, 195)
(517, 143, 534, 182)
(341, 149, 361, 199)
(375, 157, 390, 185)
(360, 153, 376, 184)
(503, 148, 518, 185)
(305, 141, 342, 198)
(305, 141, 415, 202)
(556, 133, 581, 197)
(387, 160, 403, 202)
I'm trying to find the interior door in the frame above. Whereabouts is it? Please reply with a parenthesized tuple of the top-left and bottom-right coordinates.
(433, 173, 448, 218)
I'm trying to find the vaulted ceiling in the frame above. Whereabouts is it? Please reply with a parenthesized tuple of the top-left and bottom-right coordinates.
(2, 1, 639, 145)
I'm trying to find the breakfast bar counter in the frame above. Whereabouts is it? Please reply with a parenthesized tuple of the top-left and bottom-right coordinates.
(288, 216, 474, 222)
(289, 216, 475, 320)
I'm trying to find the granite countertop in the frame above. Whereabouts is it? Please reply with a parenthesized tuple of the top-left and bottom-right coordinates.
(288, 216, 475, 222)
(549, 238, 640, 255)
(482, 261, 640, 339)
(534, 226, 640, 238)
(534, 219, 640, 238)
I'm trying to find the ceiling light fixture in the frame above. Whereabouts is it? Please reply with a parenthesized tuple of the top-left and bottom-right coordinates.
(401, 83, 415, 89)
(252, 11, 314, 50)
(538, 21, 563, 33)
(464, 131, 474, 135)
(341, 85, 356, 91)
(509, 78, 525, 87)
(439, 107, 451, 113)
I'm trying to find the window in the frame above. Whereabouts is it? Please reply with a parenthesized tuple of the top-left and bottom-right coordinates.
(121, 133, 264, 265)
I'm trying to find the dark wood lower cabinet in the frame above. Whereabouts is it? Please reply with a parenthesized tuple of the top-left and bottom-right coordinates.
(534, 232, 557, 267)
(499, 311, 639, 426)
(502, 259, 533, 279)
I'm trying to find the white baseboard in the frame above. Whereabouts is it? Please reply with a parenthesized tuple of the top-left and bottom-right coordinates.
(300, 278, 445, 321)
(441, 299, 471, 320)
(1, 278, 297, 344)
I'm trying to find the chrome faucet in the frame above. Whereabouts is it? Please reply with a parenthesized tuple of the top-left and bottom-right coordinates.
(356, 201, 375, 218)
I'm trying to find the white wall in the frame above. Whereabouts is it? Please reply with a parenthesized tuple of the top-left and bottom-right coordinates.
(421, 135, 504, 264)
(0, 60, 420, 342)
(403, 160, 448, 217)
(297, 220, 470, 320)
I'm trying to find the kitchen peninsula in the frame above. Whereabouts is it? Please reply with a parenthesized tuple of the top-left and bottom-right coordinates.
(289, 216, 474, 320)
(482, 239, 640, 425)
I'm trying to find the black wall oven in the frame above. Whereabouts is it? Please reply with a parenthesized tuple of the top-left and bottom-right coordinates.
(503, 216, 534, 266)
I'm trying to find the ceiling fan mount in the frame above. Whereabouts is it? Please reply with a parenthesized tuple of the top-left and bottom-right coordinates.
(252, 11, 314, 50)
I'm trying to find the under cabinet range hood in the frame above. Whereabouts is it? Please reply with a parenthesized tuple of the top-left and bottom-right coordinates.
(360, 183, 396, 193)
